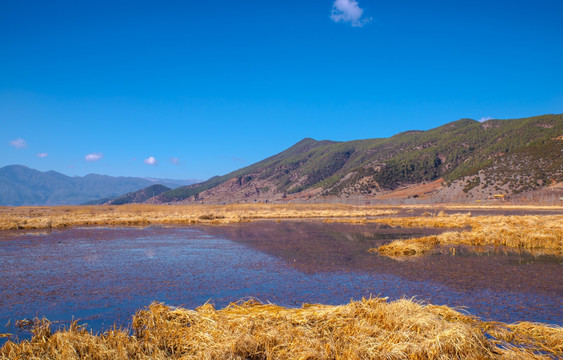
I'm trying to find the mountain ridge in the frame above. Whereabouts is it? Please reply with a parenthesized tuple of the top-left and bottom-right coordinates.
(85, 184, 172, 205)
(150, 114, 563, 204)
(2, 114, 561, 206)
(0, 165, 198, 206)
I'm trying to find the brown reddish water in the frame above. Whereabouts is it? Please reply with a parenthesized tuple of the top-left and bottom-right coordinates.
(0, 221, 561, 343)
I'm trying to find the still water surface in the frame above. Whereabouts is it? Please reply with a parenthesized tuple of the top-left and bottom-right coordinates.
(1, 221, 561, 342)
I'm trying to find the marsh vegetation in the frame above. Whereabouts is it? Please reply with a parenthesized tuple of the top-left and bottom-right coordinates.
(0, 204, 398, 230)
(2, 298, 562, 359)
(371, 213, 562, 257)
(0, 204, 561, 359)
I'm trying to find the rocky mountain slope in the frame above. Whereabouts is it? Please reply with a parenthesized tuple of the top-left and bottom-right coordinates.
(151, 114, 563, 204)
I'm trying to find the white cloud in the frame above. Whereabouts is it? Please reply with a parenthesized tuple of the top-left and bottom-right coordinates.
(331, 0, 371, 27)
(10, 138, 27, 148)
(144, 156, 158, 166)
(478, 116, 493, 123)
(85, 152, 103, 162)
(37, 153, 48, 158)
(170, 157, 180, 165)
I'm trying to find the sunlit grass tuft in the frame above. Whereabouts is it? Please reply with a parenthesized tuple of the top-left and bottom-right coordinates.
(2, 297, 561, 359)
(374, 213, 562, 258)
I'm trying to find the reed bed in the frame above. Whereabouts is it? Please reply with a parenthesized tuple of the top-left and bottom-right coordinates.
(373, 213, 563, 257)
(392, 204, 563, 211)
(2, 297, 561, 359)
(0, 204, 398, 230)
(2, 205, 561, 256)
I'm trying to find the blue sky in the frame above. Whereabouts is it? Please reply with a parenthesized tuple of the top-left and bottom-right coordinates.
(2, 0, 562, 180)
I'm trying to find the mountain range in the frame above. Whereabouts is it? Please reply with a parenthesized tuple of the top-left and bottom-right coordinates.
(2, 114, 562, 206)
(150, 114, 562, 204)
(85, 184, 172, 205)
(0, 165, 198, 206)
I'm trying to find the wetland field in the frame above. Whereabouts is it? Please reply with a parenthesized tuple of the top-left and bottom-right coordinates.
(0, 204, 562, 359)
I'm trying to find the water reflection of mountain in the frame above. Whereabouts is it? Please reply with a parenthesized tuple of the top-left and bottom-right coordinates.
(204, 221, 563, 297)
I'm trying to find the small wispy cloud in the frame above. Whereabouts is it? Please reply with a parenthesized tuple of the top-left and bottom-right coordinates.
(85, 152, 103, 162)
(144, 156, 158, 166)
(10, 138, 27, 148)
(478, 116, 493, 123)
(170, 157, 180, 165)
(330, 0, 371, 27)
(37, 153, 48, 158)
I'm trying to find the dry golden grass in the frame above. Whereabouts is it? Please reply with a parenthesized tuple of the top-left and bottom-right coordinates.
(0, 204, 398, 230)
(2, 204, 561, 256)
(398, 204, 563, 210)
(1, 205, 561, 358)
(2, 297, 561, 359)
(374, 213, 563, 257)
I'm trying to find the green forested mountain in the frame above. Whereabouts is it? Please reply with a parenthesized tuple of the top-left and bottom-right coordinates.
(154, 114, 563, 203)
(5, 115, 560, 206)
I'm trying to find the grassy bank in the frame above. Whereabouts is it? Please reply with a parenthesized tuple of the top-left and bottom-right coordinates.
(0, 204, 398, 230)
(1, 204, 561, 256)
(2, 298, 561, 359)
(370, 213, 562, 257)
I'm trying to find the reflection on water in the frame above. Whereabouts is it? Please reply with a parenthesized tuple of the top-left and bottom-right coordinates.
(432, 244, 563, 264)
(0, 222, 561, 344)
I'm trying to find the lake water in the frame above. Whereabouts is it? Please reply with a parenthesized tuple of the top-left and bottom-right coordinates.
(1, 221, 561, 343)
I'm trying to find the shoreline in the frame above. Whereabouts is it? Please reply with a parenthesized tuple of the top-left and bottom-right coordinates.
(1, 203, 563, 231)
(2, 297, 561, 359)
(1, 204, 561, 257)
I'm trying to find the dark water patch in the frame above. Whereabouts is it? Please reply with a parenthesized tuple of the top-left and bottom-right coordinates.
(205, 221, 563, 297)
(0, 223, 561, 344)
(432, 244, 563, 264)
(201, 221, 446, 274)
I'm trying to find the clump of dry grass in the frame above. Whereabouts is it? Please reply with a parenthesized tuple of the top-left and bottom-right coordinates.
(485, 321, 563, 356)
(374, 236, 440, 257)
(374, 213, 563, 258)
(0, 204, 398, 231)
(2, 297, 560, 359)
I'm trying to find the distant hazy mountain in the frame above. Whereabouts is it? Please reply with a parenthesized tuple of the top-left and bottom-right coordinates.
(0, 165, 198, 206)
(151, 114, 563, 204)
(85, 184, 171, 205)
(143, 177, 201, 188)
